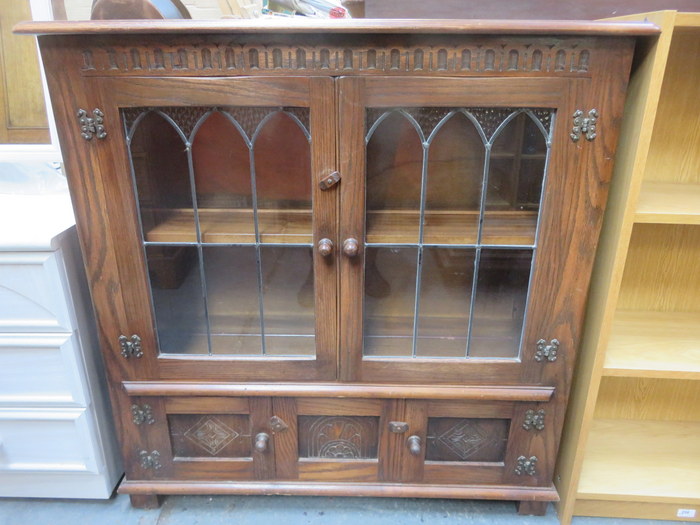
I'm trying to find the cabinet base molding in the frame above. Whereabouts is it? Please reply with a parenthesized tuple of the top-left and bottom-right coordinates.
(120, 480, 559, 502)
(574, 499, 700, 522)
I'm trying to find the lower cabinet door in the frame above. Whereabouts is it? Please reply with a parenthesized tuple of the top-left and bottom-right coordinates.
(129, 396, 275, 481)
(271, 398, 385, 482)
(386, 399, 548, 486)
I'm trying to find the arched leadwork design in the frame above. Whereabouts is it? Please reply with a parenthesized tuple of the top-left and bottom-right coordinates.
(362, 105, 555, 360)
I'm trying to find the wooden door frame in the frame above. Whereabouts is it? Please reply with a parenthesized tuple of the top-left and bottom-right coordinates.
(338, 76, 582, 385)
(90, 75, 338, 382)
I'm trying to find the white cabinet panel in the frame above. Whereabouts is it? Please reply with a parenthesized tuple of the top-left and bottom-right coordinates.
(0, 333, 88, 406)
(0, 251, 75, 332)
(0, 408, 100, 474)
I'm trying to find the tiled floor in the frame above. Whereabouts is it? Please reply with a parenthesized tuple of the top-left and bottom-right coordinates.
(0, 494, 689, 525)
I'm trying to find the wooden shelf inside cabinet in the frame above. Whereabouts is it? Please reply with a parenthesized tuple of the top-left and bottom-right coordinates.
(635, 181, 700, 225)
(577, 419, 700, 503)
(603, 311, 700, 379)
(366, 210, 537, 246)
(144, 208, 539, 246)
(144, 208, 312, 244)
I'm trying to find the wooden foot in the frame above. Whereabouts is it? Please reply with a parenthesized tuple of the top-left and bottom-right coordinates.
(516, 500, 548, 516)
(129, 494, 163, 509)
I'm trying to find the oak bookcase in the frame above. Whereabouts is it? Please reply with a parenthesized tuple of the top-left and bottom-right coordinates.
(17, 17, 654, 513)
(555, 10, 700, 524)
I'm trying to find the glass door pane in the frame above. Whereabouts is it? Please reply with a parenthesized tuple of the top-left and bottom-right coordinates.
(124, 106, 315, 358)
(363, 107, 555, 360)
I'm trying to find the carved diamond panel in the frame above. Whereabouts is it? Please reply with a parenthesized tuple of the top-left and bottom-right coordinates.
(168, 414, 252, 457)
(185, 416, 239, 454)
(298, 416, 379, 459)
(426, 418, 509, 462)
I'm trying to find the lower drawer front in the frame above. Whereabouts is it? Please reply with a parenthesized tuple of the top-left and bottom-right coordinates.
(126, 395, 548, 486)
(0, 408, 99, 474)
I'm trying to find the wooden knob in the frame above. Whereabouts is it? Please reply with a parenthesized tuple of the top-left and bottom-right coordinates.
(407, 435, 421, 456)
(343, 238, 359, 257)
(255, 432, 269, 453)
(318, 238, 333, 257)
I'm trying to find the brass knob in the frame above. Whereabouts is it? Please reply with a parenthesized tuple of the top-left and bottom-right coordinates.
(343, 238, 359, 257)
(407, 435, 422, 456)
(255, 432, 270, 453)
(318, 238, 333, 257)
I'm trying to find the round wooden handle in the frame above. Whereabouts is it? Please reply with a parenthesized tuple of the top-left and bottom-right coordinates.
(255, 432, 270, 453)
(343, 238, 359, 257)
(407, 435, 421, 456)
(318, 238, 333, 257)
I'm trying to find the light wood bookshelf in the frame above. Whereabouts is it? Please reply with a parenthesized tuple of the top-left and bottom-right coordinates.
(555, 11, 700, 524)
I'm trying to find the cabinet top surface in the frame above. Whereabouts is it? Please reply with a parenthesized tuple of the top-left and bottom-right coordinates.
(15, 18, 659, 36)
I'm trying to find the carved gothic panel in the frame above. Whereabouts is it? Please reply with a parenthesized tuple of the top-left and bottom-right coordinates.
(122, 106, 309, 143)
(366, 107, 554, 144)
(298, 416, 379, 459)
(426, 418, 509, 462)
(168, 414, 252, 457)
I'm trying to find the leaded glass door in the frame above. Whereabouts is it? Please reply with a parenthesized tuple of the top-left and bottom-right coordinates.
(339, 77, 575, 384)
(96, 77, 337, 381)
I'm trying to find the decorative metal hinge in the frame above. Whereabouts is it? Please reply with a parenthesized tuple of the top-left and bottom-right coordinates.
(138, 450, 162, 470)
(319, 171, 340, 190)
(523, 409, 546, 431)
(570, 109, 598, 142)
(535, 339, 559, 362)
(515, 455, 538, 476)
(269, 416, 289, 433)
(77, 108, 107, 140)
(131, 404, 155, 425)
(119, 334, 143, 359)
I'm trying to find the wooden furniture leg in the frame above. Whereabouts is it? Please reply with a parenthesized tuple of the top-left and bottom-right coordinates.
(517, 500, 548, 516)
(129, 494, 163, 509)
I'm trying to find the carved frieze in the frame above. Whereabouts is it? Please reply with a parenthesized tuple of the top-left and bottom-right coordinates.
(79, 40, 592, 77)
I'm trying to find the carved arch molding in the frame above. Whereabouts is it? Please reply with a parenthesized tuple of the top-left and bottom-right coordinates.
(76, 36, 597, 77)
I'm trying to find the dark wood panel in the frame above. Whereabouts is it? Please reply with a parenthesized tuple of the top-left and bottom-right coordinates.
(107, 77, 311, 107)
(423, 463, 504, 485)
(363, 77, 569, 106)
(271, 397, 299, 480)
(164, 397, 249, 414)
(298, 460, 379, 482)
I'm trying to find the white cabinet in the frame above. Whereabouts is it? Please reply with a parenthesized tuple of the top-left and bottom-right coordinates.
(0, 187, 121, 498)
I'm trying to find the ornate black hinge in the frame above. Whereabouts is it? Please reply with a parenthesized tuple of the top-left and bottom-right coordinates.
(570, 109, 598, 142)
(119, 334, 143, 359)
(515, 455, 538, 476)
(535, 339, 559, 362)
(523, 409, 545, 431)
(139, 450, 162, 470)
(77, 108, 107, 140)
(131, 404, 155, 425)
